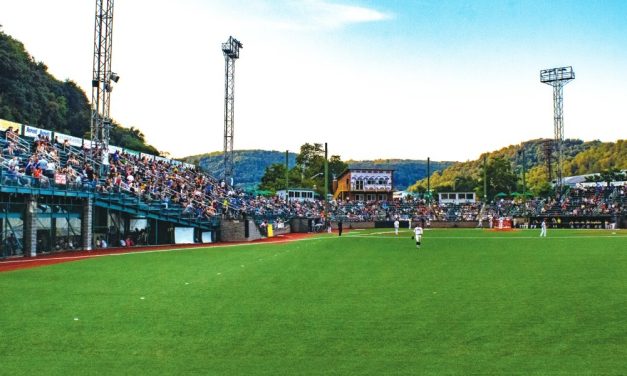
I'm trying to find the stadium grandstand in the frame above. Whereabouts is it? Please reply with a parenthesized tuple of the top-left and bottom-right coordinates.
(1, 118, 625, 259)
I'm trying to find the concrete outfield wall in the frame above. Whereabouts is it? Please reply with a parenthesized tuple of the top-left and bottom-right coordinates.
(273, 225, 291, 236)
(220, 220, 263, 242)
(429, 221, 479, 228)
(290, 218, 312, 233)
(340, 221, 375, 230)
(293, 219, 483, 231)
(344, 221, 479, 229)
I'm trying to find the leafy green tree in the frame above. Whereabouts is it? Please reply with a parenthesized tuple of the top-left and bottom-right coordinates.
(0, 30, 159, 154)
(475, 157, 517, 201)
(258, 143, 348, 196)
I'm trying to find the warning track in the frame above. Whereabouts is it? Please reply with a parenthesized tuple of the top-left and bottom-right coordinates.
(0, 232, 319, 273)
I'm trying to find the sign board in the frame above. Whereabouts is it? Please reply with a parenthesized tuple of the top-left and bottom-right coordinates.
(140, 152, 155, 160)
(54, 174, 67, 185)
(108, 145, 123, 154)
(54, 132, 83, 147)
(23, 125, 52, 139)
(0, 119, 21, 132)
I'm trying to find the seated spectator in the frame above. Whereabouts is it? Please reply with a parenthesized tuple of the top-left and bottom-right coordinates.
(3, 142, 15, 156)
(33, 167, 49, 187)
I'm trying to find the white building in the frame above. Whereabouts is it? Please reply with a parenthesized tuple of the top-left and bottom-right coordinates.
(276, 188, 316, 202)
(438, 192, 476, 204)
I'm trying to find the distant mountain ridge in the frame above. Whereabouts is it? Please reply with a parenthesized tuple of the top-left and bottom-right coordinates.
(182, 150, 454, 190)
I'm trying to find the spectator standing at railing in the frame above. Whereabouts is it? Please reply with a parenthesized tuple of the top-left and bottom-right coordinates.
(45, 159, 56, 178)
(3, 141, 15, 156)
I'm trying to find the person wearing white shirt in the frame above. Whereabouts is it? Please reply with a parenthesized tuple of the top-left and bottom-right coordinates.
(540, 219, 547, 237)
(394, 220, 400, 235)
(414, 225, 423, 249)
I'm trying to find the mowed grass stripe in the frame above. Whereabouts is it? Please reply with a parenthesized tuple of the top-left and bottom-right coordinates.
(0, 229, 626, 375)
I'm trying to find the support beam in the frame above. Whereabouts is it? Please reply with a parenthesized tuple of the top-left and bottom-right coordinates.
(23, 196, 37, 257)
(82, 198, 93, 251)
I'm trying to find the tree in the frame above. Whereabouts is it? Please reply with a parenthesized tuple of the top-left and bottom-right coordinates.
(258, 163, 287, 192)
(259, 143, 348, 195)
(0, 30, 159, 155)
(476, 157, 517, 201)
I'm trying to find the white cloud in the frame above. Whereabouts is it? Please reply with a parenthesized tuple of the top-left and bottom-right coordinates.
(260, 0, 393, 31)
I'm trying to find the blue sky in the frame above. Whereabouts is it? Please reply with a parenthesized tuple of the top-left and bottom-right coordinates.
(1, 0, 626, 161)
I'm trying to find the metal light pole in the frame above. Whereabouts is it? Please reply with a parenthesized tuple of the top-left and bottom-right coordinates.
(483, 155, 488, 202)
(285, 150, 289, 202)
(324, 142, 329, 201)
(427, 157, 431, 204)
(222, 36, 243, 185)
(540, 66, 575, 195)
(90, 0, 116, 163)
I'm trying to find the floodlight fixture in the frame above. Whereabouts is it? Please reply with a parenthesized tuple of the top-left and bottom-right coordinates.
(222, 36, 243, 60)
(540, 66, 575, 83)
(110, 72, 120, 83)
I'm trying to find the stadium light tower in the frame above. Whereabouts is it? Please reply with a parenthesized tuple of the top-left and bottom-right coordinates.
(540, 66, 575, 194)
(90, 0, 116, 165)
(222, 36, 243, 185)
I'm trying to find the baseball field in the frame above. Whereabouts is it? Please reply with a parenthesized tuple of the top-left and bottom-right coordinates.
(1, 228, 626, 375)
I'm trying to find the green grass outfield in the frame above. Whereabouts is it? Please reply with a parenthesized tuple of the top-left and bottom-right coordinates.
(1, 228, 626, 375)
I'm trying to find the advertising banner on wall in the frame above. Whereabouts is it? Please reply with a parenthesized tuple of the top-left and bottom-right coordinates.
(174, 227, 195, 244)
(140, 152, 155, 160)
(54, 132, 83, 147)
(23, 125, 52, 139)
(0, 119, 22, 132)
(124, 149, 140, 157)
(201, 231, 213, 243)
(108, 145, 123, 154)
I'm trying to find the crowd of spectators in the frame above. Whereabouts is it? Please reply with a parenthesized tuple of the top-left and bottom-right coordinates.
(1, 128, 625, 239)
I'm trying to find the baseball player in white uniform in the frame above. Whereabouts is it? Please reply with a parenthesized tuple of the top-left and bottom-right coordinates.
(414, 225, 423, 248)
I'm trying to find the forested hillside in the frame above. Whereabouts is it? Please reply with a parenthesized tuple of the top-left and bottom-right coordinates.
(0, 30, 158, 154)
(408, 138, 626, 198)
(184, 150, 298, 190)
(183, 150, 453, 191)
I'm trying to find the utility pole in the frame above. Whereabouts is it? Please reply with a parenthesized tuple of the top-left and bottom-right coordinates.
(285, 150, 289, 202)
(483, 155, 488, 202)
(324, 143, 329, 201)
(521, 146, 527, 201)
(426, 157, 431, 204)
